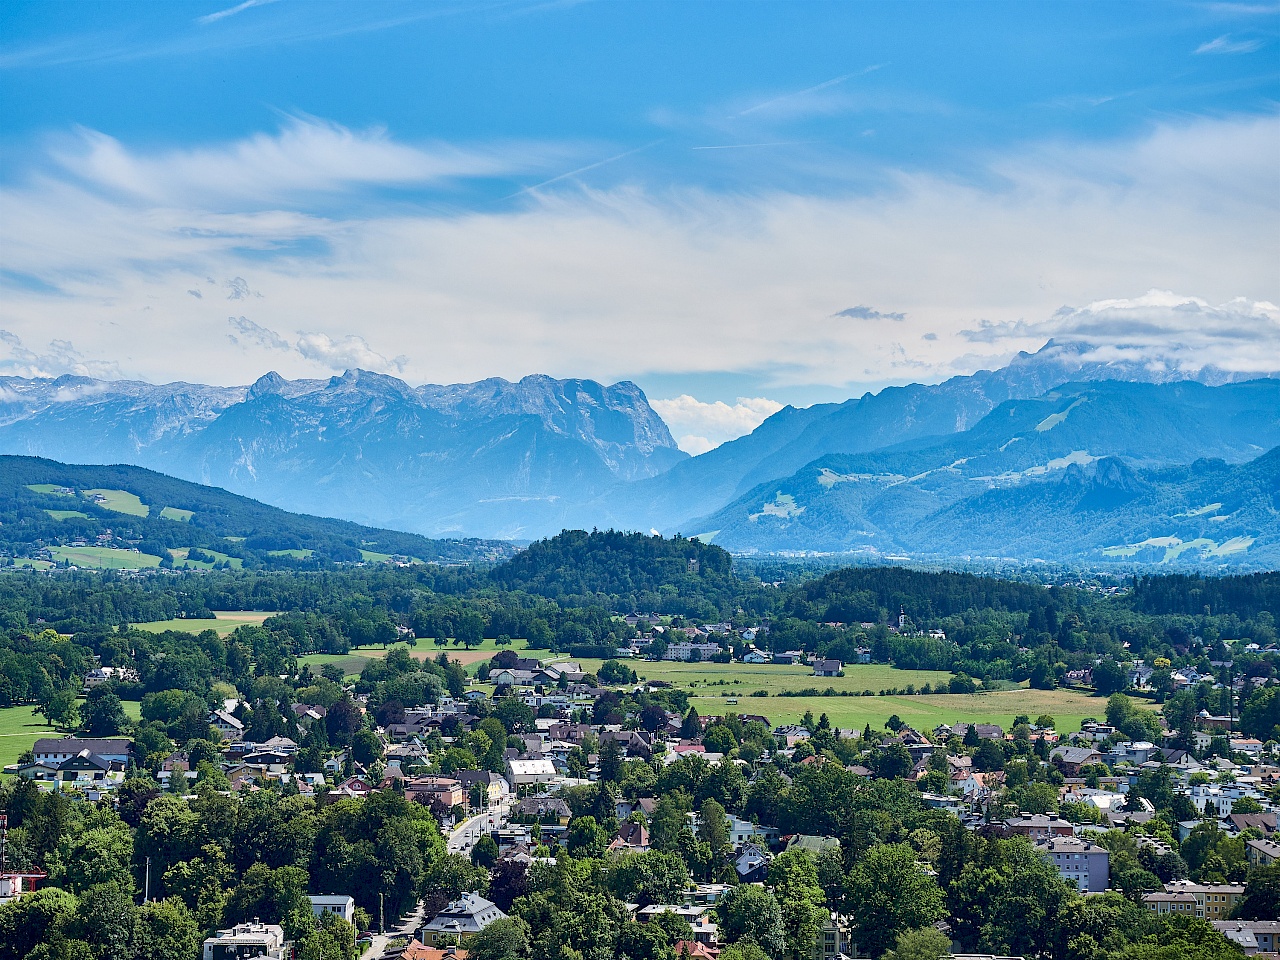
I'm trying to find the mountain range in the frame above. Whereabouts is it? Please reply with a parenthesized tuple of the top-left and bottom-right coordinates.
(0, 339, 1276, 568)
(0, 369, 684, 539)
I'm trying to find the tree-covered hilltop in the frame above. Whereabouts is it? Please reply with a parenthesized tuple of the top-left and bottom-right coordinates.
(784, 566, 1065, 622)
(491, 529, 740, 614)
(0, 456, 509, 568)
(1128, 571, 1280, 619)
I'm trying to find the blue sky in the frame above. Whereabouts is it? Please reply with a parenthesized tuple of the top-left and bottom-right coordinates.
(1, 1, 1278, 451)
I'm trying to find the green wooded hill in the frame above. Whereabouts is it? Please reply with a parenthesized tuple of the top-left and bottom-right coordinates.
(491, 528, 735, 609)
(0, 456, 510, 569)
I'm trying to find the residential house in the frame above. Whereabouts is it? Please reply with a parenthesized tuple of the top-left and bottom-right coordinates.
(1213, 920, 1280, 955)
(815, 912, 854, 960)
(209, 711, 245, 742)
(727, 814, 779, 847)
(400, 942, 469, 960)
(812, 659, 842, 678)
(608, 822, 650, 853)
(406, 777, 464, 809)
(1035, 837, 1109, 893)
(456, 770, 511, 810)
(664, 642, 722, 662)
(309, 896, 355, 924)
(742, 650, 770, 665)
(950, 723, 1005, 741)
(1005, 814, 1075, 840)
(1247, 837, 1280, 868)
(1050, 746, 1103, 776)
(202, 923, 290, 960)
(83, 665, 139, 689)
(419, 894, 507, 947)
(1141, 892, 1198, 916)
(732, 843, 771, 883)
(33, 737, 131, 766)
(1163, 881, 1245, 921)
(506, 758, 557, 786)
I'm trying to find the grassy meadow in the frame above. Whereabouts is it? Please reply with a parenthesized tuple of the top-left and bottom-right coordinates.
(0, 700, 141, 771)
(686, 687, 1114, 734)
(84, 488, 149, 517)
(49, 546, 162, 569)
(134, 611, 274, 635)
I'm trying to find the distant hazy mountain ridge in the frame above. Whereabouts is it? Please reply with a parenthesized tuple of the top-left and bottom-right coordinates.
(0, 339, 1275, 568)
(0, 369, 685, 539)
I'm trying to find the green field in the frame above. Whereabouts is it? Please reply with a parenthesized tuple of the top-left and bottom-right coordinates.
(134, 611, 274, 635)
(0, 706, 59, 769)
(299, 652, 379, 677)
(0, 701, 143, 771)
(160, 506, 194, 522)
(686, 687, 1116, 734)
(45, 509, 90, 521)
(268, 549, 314, 559)
(11, 558, 54, 570)
(50, 546, 162, 569)
(84, 488, 149, 517)
(572, 659, 954, 696)
(168, 548, 244, 570)
(27, 483, 74, 497)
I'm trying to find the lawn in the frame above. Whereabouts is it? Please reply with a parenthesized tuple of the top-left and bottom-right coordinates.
(0, 705, 59, 769)
(298, 652, 379, 677)
(685, 687, 1122, 734)
(160, 507, 194, 522)
(134, 611, 275, 635)
(45, 509, 90, 521)
(572, 659, 954, 696)
(84, 488, 149, 517)
(50, 546, 162, 569)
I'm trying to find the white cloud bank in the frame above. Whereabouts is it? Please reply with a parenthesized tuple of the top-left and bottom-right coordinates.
(651, 395, 786, 454)
(963, 290, 1280, 376)
(0, 112, 1276, 396)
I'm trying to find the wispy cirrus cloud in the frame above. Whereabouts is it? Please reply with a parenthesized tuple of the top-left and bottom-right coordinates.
(49, 116, 548, 208)
(196, 0, 279, 26)
(0, 112, 1275, 391)
(1195, 34, 1264, 54)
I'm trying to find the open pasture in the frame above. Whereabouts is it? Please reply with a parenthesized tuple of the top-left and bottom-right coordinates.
(687, 687, 1118, 734)
(84, 488, 149, 516)
(573, 658, 954, 696)
(50, 546, 162, 569)
(134, 610, 274, 635)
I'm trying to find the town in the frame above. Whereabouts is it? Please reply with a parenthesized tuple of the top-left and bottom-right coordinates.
(2, 539, 1279, 960)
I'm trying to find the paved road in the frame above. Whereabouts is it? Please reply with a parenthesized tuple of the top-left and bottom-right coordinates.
(446, 802, 509, 856)
(360, 901, 424, 960)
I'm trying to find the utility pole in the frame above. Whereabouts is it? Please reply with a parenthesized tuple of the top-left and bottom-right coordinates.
(144, 856, 150, 902)
(379, 892, 384, 935)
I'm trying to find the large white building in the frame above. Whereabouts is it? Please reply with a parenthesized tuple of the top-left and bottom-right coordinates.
(202, 923, 290, 960)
